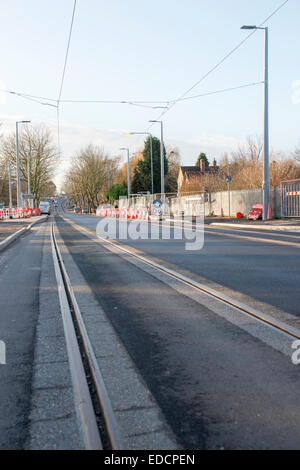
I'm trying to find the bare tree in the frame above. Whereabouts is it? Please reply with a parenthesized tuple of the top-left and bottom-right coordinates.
(64, 145, 119, 210)
(179, 136, 300, 195)
(294, 144, 300, 164)
(0, 124, 58, 206)
(117, 152, 143, 188)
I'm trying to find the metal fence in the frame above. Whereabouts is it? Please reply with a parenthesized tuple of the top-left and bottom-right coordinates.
(120, 188, 282, 218)
(281, 179, 300, 218)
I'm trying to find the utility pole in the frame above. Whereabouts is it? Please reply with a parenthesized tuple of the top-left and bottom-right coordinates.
(263, 27, 269, 221)
(226, 173, 232, 218)
(16, 120, 31, 207)
(8, 164, 13, 209)
(27, 150, 32, 208)
(241, 25, 269, 220)
(16, 123, 21, 208)
(108, 166, 111, 206)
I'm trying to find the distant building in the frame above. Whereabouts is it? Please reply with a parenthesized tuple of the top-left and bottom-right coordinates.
(177, 159, 219, 192)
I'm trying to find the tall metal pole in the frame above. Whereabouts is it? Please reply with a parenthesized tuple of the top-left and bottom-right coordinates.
(149, 134, 154, 195)
(228, 181, 231, 218)
(127, 149, 130, 199)
(241, 25, 270, 220)
(108, 166, 111, 206)
(16, 120, 30, 208)
(8, 164, 13, 209)
(263, 27, 269, 221)
(160, 121, 165, 196)
(16, 122, 21, 208)
(27, 150, 32, 209)
(27, 150, 31, 194)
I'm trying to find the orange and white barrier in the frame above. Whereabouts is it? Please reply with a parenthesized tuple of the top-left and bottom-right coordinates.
(0, 207, 42, 220)
(95, 206, 155, 221)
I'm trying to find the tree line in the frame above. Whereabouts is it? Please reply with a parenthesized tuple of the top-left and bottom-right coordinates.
(64, 136, 181, 209)
(0, 124, 57, 206)
(1, 123, 299, 209)
(180, 136, 300, 194)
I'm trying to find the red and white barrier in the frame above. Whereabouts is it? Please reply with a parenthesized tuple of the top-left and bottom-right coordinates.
(0, 207, 41, 221)
(95, 206, 154, 222)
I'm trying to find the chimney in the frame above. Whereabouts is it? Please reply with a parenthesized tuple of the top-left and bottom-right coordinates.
(200, 159, 206, 171)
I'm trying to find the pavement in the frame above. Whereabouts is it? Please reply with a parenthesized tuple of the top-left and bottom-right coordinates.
(0, 218, 84, 450)
(204, 217, 300, 226)
(0, 217, 45, 242)
(54, 212, 300, 450)
(0, 222, 46, 449)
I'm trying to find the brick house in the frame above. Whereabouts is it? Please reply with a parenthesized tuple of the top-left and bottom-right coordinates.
(177, 159, 219, 192)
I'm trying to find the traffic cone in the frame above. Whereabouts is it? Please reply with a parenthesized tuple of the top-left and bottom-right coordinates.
(267, 203, 272, 220)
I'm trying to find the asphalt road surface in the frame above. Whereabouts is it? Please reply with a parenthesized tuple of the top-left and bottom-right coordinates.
(0, 223, 46, 449)
(55, 212, 300, 450)
(62, 212, 300, 322)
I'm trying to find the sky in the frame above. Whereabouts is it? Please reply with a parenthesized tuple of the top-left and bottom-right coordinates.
(0, 0, 299, 189)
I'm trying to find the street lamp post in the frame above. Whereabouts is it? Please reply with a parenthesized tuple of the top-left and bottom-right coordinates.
(149, 120, 165, 196)
(16, 120, 31, 208)
(107, 166, 111, 206)
(241, 25, 269, 220)
(27, 150, 33, 208)
(226, 173, 232, 218)
(124, 132, 154, 194)
(8, 164, 13, 209)
(120, 148, 130, 199)
(27, 150, 31, 195)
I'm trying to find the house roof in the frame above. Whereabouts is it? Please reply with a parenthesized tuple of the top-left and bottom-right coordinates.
(180, 165, 219, 176)
(181, 166, 202, 175)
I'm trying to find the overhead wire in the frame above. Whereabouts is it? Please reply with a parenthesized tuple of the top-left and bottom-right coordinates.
(147, 0, 290, 129)
(57, 0, 77, 155)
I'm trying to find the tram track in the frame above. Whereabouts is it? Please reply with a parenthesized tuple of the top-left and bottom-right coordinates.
(50, 218, 122, 450)
(61, 213, 300, 342)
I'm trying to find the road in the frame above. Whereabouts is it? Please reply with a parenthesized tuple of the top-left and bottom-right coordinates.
(63, 212, 300, 322)
(1, 209, 300, 449)
(53, 211, 300, 450)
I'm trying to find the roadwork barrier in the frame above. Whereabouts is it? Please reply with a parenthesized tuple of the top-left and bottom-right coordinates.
(96, 207, 151, 221)
(0, 207, 41, 220)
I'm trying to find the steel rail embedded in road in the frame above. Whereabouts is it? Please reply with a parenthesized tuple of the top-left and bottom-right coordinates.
(62, 214, 300, 341)
(51, 220, 123, 450)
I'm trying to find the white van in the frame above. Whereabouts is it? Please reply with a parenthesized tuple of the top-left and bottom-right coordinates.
(39, 201, 51, 215)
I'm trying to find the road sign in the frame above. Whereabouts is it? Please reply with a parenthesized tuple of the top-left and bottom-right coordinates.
(152, 199, 163, 216)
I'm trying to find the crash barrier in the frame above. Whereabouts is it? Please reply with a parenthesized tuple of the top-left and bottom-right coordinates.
(96, 207, 152, 221)
(0, 207, 41, 220)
